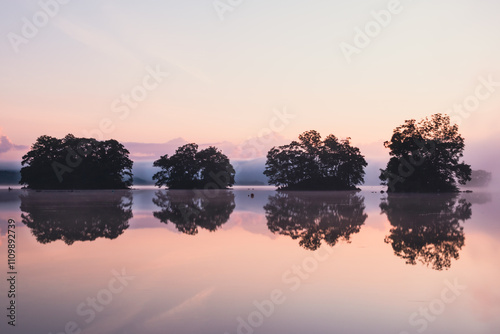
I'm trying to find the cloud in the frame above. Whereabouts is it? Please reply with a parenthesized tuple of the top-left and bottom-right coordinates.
(52, 17, 142, 66)
(53, 16, 214, 85)
(130, 152, 156, 158)
(124, 133, 291, 161)
(124, 137, 189, 161)
(0, 135, 28, 154)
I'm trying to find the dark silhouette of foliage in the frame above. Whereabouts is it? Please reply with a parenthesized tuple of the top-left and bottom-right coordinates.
(153, 144, 235, 189)
(20, 134, 133, 189)
(264, 192, 367, 250)
(264, 130, 367, 190)
(20, 191, 133, 245)
(380, 193, 471, 270)
(152, 190, 235, 235)
(380, 114, 471, 192)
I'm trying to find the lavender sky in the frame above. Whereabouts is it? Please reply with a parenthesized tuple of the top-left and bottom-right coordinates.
(1, 0, 499, 173)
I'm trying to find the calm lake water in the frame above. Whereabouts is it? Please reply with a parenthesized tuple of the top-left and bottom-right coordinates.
(0, 186, 499, 334)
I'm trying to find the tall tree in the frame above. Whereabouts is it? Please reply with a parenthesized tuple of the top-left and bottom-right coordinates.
(264, 130, 367, 190)
(20, 134, 133, 189)
(380, 114, 471, 192)
(153, 144, 235, 189)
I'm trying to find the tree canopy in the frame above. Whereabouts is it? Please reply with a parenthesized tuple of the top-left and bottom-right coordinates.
(20, 134, 133, 189)
(153, 143, 235, 189)
(380, 114, 471, 192)
(264, 130, 367, 190)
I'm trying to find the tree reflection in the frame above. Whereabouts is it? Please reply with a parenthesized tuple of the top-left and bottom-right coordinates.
(152, 190, 235, 235)
(380, 194, 471, 270)
(20, 191, 133, 245)
(264, 192, 367, 250)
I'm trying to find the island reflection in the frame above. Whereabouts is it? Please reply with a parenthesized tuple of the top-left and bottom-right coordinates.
(152, 190, 235, 235)
(264, 192, 367, 250)
(380, 194, 471, 270)
(20, 190, 133, 245)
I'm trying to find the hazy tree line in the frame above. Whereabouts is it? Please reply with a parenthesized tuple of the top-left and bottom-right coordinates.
(19, 113, 475, 192)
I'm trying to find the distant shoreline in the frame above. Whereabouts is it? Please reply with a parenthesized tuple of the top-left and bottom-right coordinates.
(0, 184, 485, 193)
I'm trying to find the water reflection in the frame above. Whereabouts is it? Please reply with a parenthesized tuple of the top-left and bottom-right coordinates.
(20, 191, 133, 245)
(152, 190, 235, 235)
(380, 194, 471, 270)
(264, 192, 367, 250)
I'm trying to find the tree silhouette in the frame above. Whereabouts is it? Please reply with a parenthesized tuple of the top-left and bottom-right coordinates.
(20, 134, 133, 189)
(264, 130, 367, 190)
(20, 191, 133, 245)
(152, 190, 235, 235)
(380, 194, 471, 270)
(264, 192, 367, 250)
(380, 114, 471, 192)
(153, 144, 235, 189)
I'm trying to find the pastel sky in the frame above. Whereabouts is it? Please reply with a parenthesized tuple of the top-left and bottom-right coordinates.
(1, 0, 499, 163)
